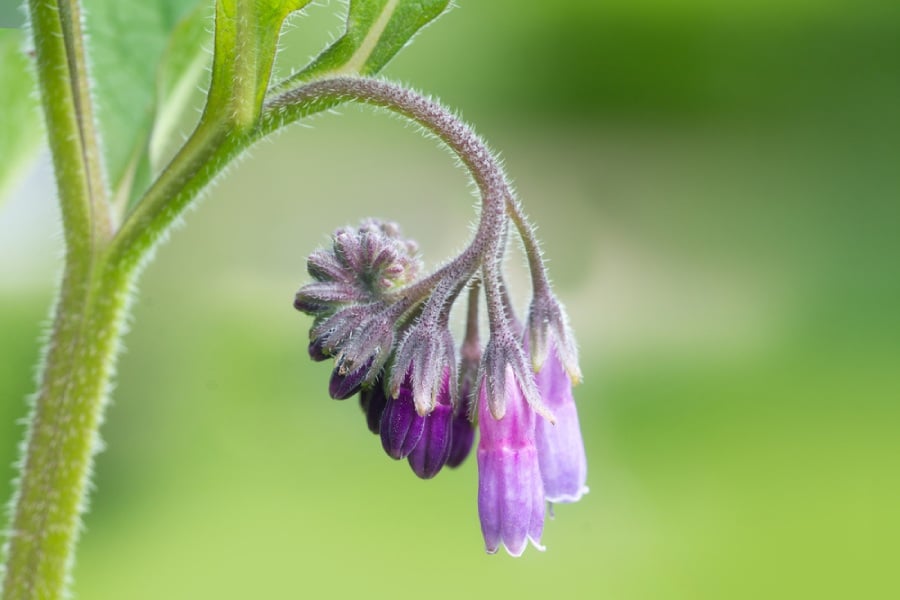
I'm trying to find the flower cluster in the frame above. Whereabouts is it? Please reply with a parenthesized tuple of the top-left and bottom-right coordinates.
(288, 72, 587, 557)
(294, 215, 588, 556)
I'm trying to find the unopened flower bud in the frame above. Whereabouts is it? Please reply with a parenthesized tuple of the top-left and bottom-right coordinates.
(380, 372, 425, 459)
(407, 368, 453, 479)
(389, 323, 457, 416)
(360, 381, 389, 435)
(308, 335, 331, 362)
(446, 386, 475, 469)
(329, 356, 374, 400)
(527, 291, 581, 384)
(447, 334, 479, 468)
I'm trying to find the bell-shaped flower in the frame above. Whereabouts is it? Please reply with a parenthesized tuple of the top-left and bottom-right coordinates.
(477, 365, 545, 556)
(534, 343, 588, 503)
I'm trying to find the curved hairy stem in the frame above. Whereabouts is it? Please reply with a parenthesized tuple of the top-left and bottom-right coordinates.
(505, 195, 552, 299)
(264, 76, 512, 284)
(264, 76, 554, 311)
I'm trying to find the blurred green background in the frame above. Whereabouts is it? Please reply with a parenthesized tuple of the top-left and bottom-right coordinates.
(2, 1, 899, 598)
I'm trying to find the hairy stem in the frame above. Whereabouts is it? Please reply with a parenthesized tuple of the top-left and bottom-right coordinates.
(2, 260, 130, 600)
(265, 77, 514, 305)
(2, 2, 117, 595)
(27, 0, 110, 249)
(264, 76, 556, 324)
(505, 195, 552, 299)
(265, 78, 510, 255)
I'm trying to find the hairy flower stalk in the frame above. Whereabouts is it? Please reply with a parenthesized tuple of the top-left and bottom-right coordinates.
(288, 76, 587, 555)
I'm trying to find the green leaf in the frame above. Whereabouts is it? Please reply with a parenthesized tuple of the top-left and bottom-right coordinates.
(147, 4, 213, 179)
(205, 0, 313, 128)
(0, 29, 42, 204)
(274, 0, 451, 90)
(83, 0, 202, 204)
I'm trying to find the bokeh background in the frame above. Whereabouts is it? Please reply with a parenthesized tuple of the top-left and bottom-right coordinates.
(2, 1, 899, 598)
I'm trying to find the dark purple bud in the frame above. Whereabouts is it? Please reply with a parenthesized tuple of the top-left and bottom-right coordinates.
(329, 356, 374, 400)
(307, 248, 347, 282)
(311, 304, 373, 358)
(294, 281, 364, 315)
(380, 377, 425, 459)
(389, 323, 457, 416)
(448, 330, 479, 468)
(359, 383, 389, 435)
(446, 395, 475, 468)
(308, 336, 331, 362)
(333, 311, 396, 383)
(407, 369, 454, 479)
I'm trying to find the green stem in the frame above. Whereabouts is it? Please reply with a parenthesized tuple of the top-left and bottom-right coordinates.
(109, 0, 296, 270)
(1, 256, 131, 600)
(109, 118, 236, 272)
(505, 195, 552, 298)
(27, 0, 110, 250)
(1, 1, 117, 596)
(4, 3, 450, 598)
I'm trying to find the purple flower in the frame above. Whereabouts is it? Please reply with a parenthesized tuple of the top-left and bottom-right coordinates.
(477, 366, 545, 556)
(296, 214, 588, 556)
(329, 356, 374, 400)
(407, 368, 454, 479)
(389, 323, 457, 416)
(534, 343, 588, 503)
(380, 372, 425, 459)
(359, 382, 389, 434)
(446, 390, 475, 468)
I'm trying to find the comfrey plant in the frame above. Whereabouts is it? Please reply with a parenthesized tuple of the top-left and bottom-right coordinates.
(290, 81, 588, 556)
(1, 0, 587, 597)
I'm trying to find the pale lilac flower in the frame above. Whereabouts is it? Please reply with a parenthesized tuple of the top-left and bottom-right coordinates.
(534, 343, 588, 503)
(477, 366, 545, 556)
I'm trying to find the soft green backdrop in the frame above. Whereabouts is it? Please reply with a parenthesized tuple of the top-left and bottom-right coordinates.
(2, 1, 898, 598)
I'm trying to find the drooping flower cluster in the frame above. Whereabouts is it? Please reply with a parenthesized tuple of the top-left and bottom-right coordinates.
(288, 73, 587, 557)
(294, 216, 588, 555)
